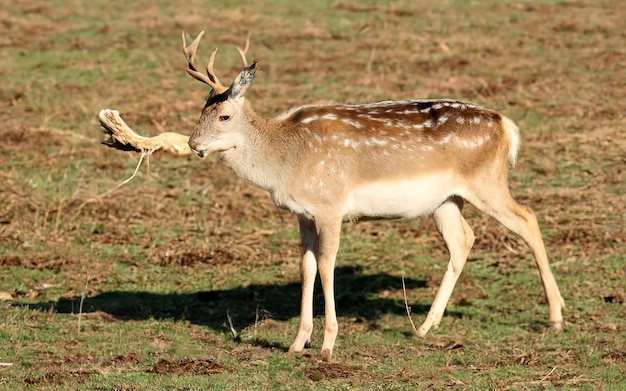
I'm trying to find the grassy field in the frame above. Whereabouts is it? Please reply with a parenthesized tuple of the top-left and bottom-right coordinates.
(1, 0, 625, 389)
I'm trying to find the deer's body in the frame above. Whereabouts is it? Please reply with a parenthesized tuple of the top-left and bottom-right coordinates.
(179, 32, 565, 362)
(212, 100, 516, 219)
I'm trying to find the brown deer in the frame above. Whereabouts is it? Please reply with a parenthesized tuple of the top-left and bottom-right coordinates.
(100, 31, 565, 362)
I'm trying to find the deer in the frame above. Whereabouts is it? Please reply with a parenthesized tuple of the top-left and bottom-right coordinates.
(99, 31, 565, 362)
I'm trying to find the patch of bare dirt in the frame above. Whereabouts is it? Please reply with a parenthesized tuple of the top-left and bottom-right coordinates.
(23, 368, 94, 385)
(0, 254, 76, 271)
(75, 310, 119, 323)
(304, 362, 357, 382)
(21, 349, 100, 385)
(104, 353, 142, 367)
(152, 246, 239, 267)
(1, 123, 92, 151)
(147, 358, 225, 375)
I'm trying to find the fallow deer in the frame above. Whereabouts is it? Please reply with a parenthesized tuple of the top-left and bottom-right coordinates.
(100, 31, 565, 362)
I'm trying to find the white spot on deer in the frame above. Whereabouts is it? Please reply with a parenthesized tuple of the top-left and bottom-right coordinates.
(456, 117, 465, 125)
(322, 113, 338, 121)
(437, 134, 452, 144)
(314, 133, 323, 144)
(343, 139, 359, 149)
(437, 114, 450, 127)
(397, 121, 411, 129)
(342, 118, 363, 129)
(301, 116, 319, 124)
(457, 135, 487, 148)
(397, 109, 421, 115)
(364, 138, 388, 147)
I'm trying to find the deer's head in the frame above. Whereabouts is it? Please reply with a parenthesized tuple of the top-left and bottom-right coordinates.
(182, 31, 257, 158)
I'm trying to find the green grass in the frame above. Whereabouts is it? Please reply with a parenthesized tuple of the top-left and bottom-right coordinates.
(1, 0, 625, 390)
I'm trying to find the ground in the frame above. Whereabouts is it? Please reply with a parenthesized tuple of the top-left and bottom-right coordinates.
(0, 0, 624, 390)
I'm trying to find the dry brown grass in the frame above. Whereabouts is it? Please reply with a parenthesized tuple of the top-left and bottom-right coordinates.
(0, 0, 624, 389)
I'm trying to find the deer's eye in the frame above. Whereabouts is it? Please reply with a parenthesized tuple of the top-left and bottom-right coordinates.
(218, 115, 231, 122)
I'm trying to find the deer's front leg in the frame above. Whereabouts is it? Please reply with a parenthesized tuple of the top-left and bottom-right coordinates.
(289, 216, 319, 353)
(316, 218, 342, 362)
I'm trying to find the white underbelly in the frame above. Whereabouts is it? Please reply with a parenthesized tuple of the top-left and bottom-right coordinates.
(341, 174, 460, 220)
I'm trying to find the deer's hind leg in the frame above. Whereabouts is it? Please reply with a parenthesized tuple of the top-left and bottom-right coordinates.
(417, 196, 475, 336)
(464, 182, 565, 331)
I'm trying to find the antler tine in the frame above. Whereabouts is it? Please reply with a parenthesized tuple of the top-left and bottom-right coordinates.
(206, 48, 223, 87)
(236, 34, 250, 68)
(182, 31, 228, 93)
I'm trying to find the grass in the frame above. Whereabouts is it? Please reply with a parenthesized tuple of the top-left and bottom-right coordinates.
(1, 0, 625, 390)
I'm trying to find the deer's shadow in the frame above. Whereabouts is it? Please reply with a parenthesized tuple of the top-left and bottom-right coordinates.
(21, 265, 443, 342)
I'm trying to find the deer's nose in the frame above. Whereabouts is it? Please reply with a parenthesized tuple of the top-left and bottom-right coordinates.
(190, 148, 206, 159)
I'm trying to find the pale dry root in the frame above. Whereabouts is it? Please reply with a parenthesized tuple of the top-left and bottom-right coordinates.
(98, 109, 192, 156)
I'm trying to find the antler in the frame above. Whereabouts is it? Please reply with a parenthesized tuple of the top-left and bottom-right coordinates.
(236, 34, 250, 68)
(182, 31, 228, 94)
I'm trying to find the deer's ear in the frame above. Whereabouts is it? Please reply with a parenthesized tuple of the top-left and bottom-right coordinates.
(229, 61, 257, 100)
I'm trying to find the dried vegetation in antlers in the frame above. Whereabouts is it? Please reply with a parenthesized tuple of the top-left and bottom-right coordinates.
(99, 109, 191, 157)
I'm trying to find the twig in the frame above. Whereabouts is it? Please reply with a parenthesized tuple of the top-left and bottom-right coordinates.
(366, 47, 376, 73)
(539, 366, 558, 384)
(53, 198, 63, 236)
(402, 276, 419, 336)
(226, 310, 238, 339)
(501, 238, 519, 255)
(93, 149, 151, 200)
(67, 149, 152, 225)
(77, 272, 91, 333)
(85, 149, 154, 203)
(0, 363, 13, 367)
(254, 305, 260, 339)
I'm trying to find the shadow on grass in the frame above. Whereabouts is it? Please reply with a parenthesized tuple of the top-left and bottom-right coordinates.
(18, 265, 442, 345)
